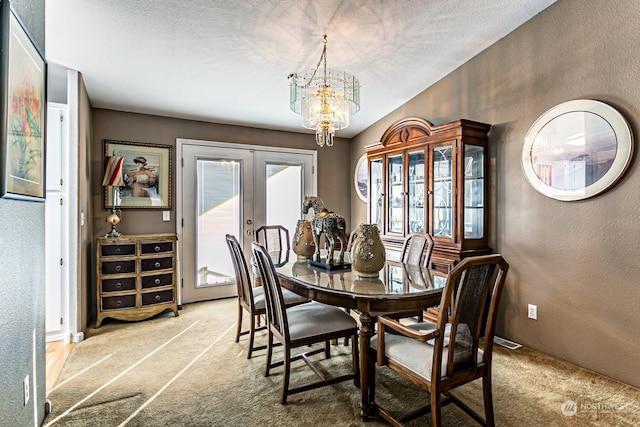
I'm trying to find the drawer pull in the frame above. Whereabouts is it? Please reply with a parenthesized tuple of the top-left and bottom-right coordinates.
(155, 245, 161, 252)
(115, 265, 122, 272)
(115, 248, 121, 254)
(154, 295, 161, 301)
(155, 261, 161, 268)
(115, 282, 122, 289)
(154, 278, 161, 285)
(116, 299, 122, 306)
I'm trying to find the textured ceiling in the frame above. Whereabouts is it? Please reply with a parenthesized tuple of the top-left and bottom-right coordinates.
(45, 0, 556, 138)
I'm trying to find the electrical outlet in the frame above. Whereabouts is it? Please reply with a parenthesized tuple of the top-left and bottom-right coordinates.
(23, 375, 29, 405)
(528, 304, 538, 320)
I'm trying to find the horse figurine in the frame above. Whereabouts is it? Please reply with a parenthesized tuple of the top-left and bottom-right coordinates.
(301, 196, 348, 264)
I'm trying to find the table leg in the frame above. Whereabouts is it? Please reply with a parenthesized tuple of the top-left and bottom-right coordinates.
(359, 311, 373, 420)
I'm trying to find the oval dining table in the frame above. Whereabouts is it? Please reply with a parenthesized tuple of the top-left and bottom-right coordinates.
(274, 251, 446, 420)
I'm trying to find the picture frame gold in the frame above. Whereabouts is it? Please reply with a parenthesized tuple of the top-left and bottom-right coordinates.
(0, 1, 47, 201)
(104, 139, 172, 209)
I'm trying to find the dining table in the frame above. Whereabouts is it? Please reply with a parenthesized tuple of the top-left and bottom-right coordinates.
(274, 251, 447, 420)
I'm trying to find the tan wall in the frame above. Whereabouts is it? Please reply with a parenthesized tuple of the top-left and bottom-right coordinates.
(77, 73, 94, 330)
(90, 109, 351, 308)
(351, 0, 640, 388)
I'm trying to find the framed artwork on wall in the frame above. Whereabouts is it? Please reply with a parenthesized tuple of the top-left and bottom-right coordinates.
(104, 139, 172, 209)
(354, 153, 368, 203)
(0, 1, 47, 201)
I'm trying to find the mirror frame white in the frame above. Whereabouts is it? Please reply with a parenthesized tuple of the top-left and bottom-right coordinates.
(354, 154, 368, 203)
(522, 99, 633, 201)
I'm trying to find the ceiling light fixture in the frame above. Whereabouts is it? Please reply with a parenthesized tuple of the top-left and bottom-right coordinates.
(289, 35, 360, 147)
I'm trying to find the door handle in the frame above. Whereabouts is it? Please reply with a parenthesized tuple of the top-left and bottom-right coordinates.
(246, 229, 253, 236)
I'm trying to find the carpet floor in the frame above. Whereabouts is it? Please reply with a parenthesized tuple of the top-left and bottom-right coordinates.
(43, 298, 640, 426)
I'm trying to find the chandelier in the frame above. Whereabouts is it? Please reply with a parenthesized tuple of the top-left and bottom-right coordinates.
(289, 35, 360, 147)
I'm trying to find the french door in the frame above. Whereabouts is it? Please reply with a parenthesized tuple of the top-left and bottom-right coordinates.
(177, 139, 316, 303)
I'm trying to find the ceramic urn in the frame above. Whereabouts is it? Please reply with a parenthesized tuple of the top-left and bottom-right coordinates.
(292, 219, 316, 259)
(351, 223, 386, 277)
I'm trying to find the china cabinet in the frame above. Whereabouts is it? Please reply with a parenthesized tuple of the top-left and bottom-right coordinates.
(96, 233, 179, 327)
(366, 117, 492, 271)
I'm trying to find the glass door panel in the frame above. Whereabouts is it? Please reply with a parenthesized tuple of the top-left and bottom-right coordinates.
(181, 144, 253, 303)
(463, 145, 484, 239)
(253, 150, 315, 237)
(265, 163, 302, 236)
(432, 145, 453, 238)
(408, 151, 425, 233)
(388, 154, 404, 234)
(196, 159, 240, 287)
(370, 157, 383, 228)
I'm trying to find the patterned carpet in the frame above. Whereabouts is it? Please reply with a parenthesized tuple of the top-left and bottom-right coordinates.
(43, 298, 640, 426)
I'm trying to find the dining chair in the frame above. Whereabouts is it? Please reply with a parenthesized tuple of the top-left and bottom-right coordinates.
(370, 254, 509, 426)
(345, 227, 358, 252)
(255, 224, 290, 252)
(400, 232, 434, 267)
(254, 224, 291, 268)
(391, 232, 434, 322)
(225, 234, 307, 359)
(252, 241, 360, 404)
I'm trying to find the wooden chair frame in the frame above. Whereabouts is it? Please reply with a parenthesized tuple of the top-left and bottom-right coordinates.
(370, 254, 509, 426)
(400, 232, 434, 268)
(226, 234, 305, 359)
(252, 242, 360, 404)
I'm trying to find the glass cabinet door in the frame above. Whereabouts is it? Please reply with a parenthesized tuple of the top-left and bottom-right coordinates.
(408, 150, 425, 233)
(388, 154, 404, 234)
(369, 157, 383, 229)
(463, 145, 484, 238)
(432, 145, 454, 239)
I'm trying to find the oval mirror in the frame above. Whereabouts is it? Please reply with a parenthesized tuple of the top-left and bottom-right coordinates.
(354, 154, 368, 202)
(522, 99, 633, 201)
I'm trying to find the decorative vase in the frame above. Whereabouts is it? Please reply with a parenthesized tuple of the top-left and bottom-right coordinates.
(351, 223, 386, 277)
(292, 219, 316, 259)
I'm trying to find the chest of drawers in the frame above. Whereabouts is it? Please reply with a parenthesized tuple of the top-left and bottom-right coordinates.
(96, 233, 179, 327)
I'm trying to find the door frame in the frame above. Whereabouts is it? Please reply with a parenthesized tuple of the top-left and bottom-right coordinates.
(45, 103, 70, 342)
(175, 138, 317, 304)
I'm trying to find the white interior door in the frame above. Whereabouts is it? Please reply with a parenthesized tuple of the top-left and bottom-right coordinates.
(45, 103, 69, 342)
(178, 140, 316, 303)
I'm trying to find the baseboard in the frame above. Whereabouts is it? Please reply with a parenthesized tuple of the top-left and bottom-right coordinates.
(46, 332, 68, 343)
(71, 332, 85, 343)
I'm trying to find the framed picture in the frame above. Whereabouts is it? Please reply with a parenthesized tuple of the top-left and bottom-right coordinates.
(104, 139, 172, 209)
(354, 153, 368, 202)
(0, 1, 47, 201)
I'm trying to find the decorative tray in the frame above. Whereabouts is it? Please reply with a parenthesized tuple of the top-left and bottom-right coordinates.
(307, 259, 352, 271)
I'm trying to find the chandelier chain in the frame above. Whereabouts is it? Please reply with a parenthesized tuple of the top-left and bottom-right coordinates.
(301, 35, 328, 88)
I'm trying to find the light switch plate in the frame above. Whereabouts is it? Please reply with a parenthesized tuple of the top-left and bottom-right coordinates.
(162, 211, 170, 221)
